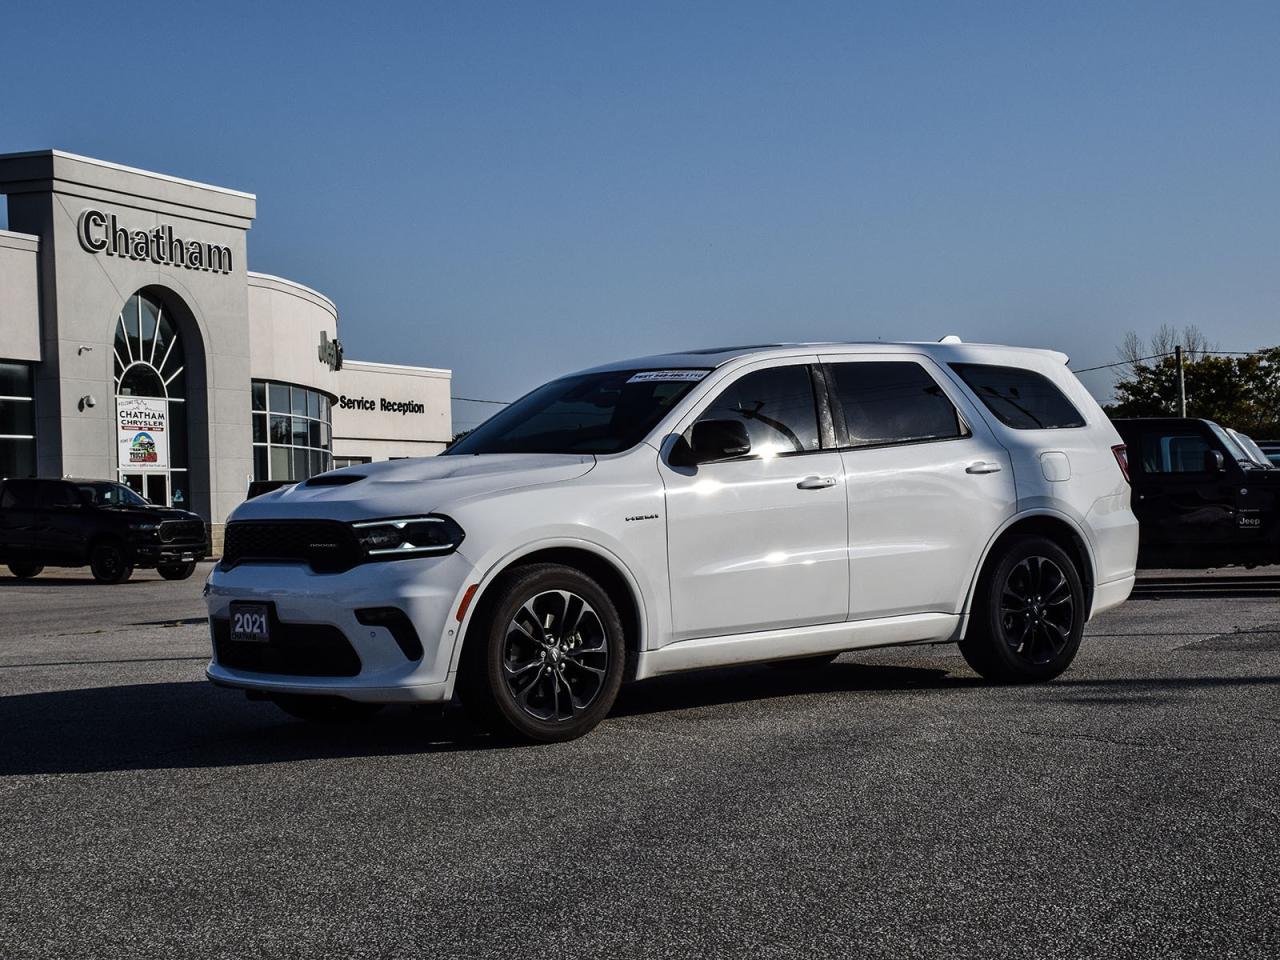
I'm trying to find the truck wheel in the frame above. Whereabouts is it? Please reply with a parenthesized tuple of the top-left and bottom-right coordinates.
(960, 535, 1085, 683)
(271, 695, 384, 723)
(7, 562, 44, 579)
(157, 561, 198, 581)
(89, 542, 134, 584)
(459, 563, 625, 743)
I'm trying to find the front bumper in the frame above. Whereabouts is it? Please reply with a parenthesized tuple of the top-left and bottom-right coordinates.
(204, 550, 476, 703)
(131, 540, 208, 565)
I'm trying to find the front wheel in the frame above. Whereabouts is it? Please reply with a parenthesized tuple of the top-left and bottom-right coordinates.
(459, 564, 626, 743)
(7, 562, 44, 579)
(157, 561, 198, 581)
(960, 535, 1085, 683)
(89, 542, 133, 584)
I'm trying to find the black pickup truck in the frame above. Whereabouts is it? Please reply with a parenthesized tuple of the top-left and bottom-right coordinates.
(0, 477, 208, 583)
(1112, 417, 1280, 568)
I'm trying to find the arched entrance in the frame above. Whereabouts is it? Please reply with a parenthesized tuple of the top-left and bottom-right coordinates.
(112, 291, 191, 508)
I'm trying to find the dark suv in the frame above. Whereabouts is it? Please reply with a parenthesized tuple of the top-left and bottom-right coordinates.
(0, 478, 208, 583)
(1112, 418, 1280, 568)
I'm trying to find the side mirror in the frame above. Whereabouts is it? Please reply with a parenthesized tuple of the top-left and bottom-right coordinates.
(1203, 449, 1226, 473)
(688, 419, 751, 463)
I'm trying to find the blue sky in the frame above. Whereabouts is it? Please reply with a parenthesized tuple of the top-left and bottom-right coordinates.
(4, 1, 1277, 428)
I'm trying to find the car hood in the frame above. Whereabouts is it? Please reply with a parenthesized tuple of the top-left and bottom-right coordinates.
(98, 506, 204, 523)
(229, 454, 597, 522)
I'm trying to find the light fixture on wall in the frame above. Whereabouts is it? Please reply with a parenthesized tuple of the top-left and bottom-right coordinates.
(79, 394, 97, 411)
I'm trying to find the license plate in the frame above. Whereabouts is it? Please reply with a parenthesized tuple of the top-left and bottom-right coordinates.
(230, 602, 271, 643)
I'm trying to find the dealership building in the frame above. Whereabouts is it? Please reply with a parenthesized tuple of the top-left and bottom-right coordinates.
(0, 150, 452, 543)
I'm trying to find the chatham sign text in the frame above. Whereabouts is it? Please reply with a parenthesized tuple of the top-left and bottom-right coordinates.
(77, 208, 234, 274)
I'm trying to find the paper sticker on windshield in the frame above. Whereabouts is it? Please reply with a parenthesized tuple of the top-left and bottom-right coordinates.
(627, 370, 709, 384)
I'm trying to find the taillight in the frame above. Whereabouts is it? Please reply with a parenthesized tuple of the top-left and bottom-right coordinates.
(1112, 444, 1130, 484)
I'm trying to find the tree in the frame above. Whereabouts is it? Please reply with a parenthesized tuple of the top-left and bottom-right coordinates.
(1105, 344, 1280, 437)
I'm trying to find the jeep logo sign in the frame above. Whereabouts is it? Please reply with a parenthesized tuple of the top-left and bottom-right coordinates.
(318, 331, 343, 371)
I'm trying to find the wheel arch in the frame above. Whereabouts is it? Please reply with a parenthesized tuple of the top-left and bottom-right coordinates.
(450, 540, 649, 682)
(960, 511, 1097, 637)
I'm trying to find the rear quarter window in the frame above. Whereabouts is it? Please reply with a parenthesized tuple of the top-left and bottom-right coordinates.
(950, 363, 1086, 430)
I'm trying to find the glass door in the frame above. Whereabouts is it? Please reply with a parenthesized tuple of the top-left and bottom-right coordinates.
(143, 473, 169, 507)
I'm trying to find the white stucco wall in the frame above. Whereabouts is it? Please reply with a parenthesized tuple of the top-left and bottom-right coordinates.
(246, 273, 342, 396)
(331, 358, 452, 462)
(0, 230, 42, 362)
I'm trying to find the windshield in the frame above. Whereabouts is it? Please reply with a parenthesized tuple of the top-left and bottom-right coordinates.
(1228, 429, 1274, 468)
(76, 481, 150, 507)
(446, 369, 709, 456)
(1207, 422, 1253, 466)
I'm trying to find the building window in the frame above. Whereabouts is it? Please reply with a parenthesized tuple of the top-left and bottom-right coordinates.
(252, 380, 333, 481)
(112, 292, 189, 507)
(332, 455, 371, 471)
(0, 360, 36, 479)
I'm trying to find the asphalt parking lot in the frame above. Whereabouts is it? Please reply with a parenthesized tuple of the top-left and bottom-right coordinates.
(1, 564, 1277, 959)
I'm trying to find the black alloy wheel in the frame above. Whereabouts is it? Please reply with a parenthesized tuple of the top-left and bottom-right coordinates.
(959, 535, 1084, 683)
(158, 561, 198, 581)
(460, 563, 625, 743)
(998, 555, 1075, 666)
(90, 542, 134, 584)
(501, 589, 610, 723)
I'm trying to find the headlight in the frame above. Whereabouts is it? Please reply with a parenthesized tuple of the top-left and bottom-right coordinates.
(351, 515, 465, 560)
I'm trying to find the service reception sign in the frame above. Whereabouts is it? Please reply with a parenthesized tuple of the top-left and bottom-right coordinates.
(116, 397, 169, 470)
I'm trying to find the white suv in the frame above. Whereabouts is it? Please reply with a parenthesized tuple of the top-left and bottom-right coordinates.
(207, 341, 1138, 741)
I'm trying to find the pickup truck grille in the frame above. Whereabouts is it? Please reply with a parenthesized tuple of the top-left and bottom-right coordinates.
(159, 519, 206, 544)
(221, 520, 361, 573)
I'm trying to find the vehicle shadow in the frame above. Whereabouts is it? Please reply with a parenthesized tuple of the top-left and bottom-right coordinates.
(0, 661, 966, 776)
(3, 666, 1277, 776)
(1130, 575, 1280, 600)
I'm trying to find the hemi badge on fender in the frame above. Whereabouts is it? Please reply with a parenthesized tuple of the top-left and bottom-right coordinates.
(625, 514, 659, 522)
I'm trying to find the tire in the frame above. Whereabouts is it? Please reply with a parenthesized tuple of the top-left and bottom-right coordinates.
(271, 695, 384, 724)
(157, 561, 198, 581)
(89, 542, 134, 584)
(960, 535, 1085, 683)
(7, 562, 44, 579)
(458, 563, 626, 743)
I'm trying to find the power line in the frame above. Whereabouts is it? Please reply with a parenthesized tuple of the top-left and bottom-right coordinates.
(451, 395, 510, 405)
(1071, 349, 1264, 375)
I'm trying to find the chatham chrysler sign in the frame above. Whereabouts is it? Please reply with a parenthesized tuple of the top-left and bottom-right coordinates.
(77, 208, 234, 274)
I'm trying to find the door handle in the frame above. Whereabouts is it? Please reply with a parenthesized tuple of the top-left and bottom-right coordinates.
(797, 476, 837, 490)
(965, 461, 1003, 475)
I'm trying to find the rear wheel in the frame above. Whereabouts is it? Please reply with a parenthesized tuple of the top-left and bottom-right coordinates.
(459, 564, 625, 743)
(7, 562, 44, 579)
(960, 535, 1084, 683)
(89, 542, 133, 584)
(157, 561, 198, 581)
(271, 695, 384, 723)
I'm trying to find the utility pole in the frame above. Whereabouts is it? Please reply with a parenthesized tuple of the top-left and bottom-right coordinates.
(1175, 344, 1187, 417)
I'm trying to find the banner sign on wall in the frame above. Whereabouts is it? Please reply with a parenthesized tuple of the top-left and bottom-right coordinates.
(116, 397, 169, 470)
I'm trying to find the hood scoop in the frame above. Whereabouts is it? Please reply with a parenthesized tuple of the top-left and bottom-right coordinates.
(304, 473, 366, 488)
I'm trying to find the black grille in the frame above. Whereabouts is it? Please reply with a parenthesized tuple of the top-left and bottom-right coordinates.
(210, 616, 361, 677)
(221, 520, 361, 572)
(159, 519, 206, 544)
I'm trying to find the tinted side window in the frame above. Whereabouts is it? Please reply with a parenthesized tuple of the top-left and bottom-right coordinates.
(950, 363, 1086, 429)
(1140, 433, 1212, 474)
(40, 482, 80, 507)
(827, 361, 966, 447)
(695, 365, 820, 456)
(1, 479, 39, 508)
